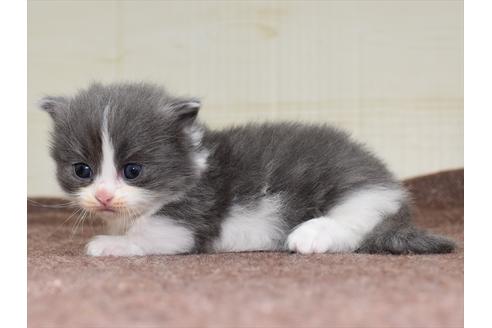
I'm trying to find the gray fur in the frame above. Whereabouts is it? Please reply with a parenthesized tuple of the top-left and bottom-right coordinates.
(357, 204, 456, 254)
(41, 82, 456, 254)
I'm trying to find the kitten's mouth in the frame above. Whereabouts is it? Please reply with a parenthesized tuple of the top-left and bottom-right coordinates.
(97, 207, 116, 213)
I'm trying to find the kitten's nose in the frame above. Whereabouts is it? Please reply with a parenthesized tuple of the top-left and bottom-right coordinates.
(95, 188, 114, 206)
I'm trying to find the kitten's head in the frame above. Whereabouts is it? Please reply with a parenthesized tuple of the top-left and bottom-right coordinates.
(40, 82, 208, 220)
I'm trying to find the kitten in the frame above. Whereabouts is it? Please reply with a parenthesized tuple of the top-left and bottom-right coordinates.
(40, 82, 455, 256)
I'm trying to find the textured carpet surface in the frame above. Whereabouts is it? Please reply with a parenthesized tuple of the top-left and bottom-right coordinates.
(27, 169, 464, 328)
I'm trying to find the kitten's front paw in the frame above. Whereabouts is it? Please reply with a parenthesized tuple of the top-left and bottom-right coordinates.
(86, 235, 145, 257)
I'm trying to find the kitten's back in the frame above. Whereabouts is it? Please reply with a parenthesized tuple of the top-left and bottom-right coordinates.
(207, 122, 396, 191)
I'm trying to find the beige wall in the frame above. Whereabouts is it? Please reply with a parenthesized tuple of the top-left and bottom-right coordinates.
(28, 0, 463, 196)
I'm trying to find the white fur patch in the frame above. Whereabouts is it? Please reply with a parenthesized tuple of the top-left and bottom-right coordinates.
(287, 186, 405, 254)
(191, 149, 209, 174)
(86, 235, 145, 256)
(86, 215, 195, 256)
(185, 124, 204, 148)
(184, 124, 209, 176)
(213, 196, 286, 252)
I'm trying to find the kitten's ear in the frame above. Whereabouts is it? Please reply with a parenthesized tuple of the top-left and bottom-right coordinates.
(38, 96, 69, 119)
(168, 98, 201, 126)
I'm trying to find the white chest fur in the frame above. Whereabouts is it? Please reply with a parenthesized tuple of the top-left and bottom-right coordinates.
(212, 195, 286, 252)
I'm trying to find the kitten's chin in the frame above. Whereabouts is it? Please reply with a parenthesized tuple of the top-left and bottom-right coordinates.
(81, 194, 178, 232)
(93, 209, 137, 235)
(96, 210, 119, 220)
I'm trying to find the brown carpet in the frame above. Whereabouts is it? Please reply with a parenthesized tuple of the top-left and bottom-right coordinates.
(27, 169, 464, 328)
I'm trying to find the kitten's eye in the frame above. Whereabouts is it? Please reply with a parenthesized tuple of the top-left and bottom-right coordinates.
(73, 163, 92, 179)
(123, 163, 142, 180)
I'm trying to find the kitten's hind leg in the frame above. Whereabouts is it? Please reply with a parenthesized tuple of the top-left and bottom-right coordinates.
(287, 186, 405, 254)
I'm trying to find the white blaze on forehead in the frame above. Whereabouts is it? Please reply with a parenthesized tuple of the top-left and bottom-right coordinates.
(98, 104, 118, 188)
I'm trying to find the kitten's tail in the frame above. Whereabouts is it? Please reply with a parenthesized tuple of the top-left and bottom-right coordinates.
(357, 206, 456, 255)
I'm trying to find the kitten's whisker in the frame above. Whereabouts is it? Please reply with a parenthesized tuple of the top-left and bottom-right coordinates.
(76, 210, 88, 235)
(126, 208, 134, 230)
(88, 210, 97, 235)
(126, 209, 131, 229)
(130, 207, 139, 226)
(122, 209, 129, 233)
(71, 208, 88, 236)
(70, 213, 82, 236)
(62, 207, 82, 226)
(28, 198, 78, 208)
(28, 199, 77, 206)
(79, 209, 88, 234)
(47, 207, 83, 239)
(131, 207, 139, 223)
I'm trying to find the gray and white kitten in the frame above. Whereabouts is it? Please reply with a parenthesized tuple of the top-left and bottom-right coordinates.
(40, 82, 455, 256)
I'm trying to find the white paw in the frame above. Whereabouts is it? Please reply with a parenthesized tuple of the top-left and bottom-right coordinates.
(86, 235, 145, 257)
(287, 217, 358, 254)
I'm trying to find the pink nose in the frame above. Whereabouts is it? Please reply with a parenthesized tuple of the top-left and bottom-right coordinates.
(95, 189, 114, 206)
